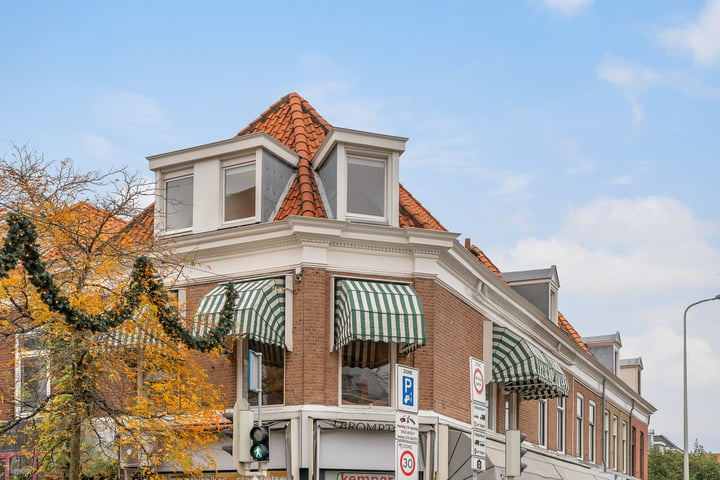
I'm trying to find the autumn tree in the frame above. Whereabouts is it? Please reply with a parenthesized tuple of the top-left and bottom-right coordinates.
(0, 145, 236, 480)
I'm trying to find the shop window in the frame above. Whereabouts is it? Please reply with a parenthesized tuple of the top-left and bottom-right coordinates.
(224, 164, 256, 222)
(247, 340, 284, 406)
(165, 175, 193, 231)
(538, 399, 548, 447)
(15, 333, 49, 415)
(341, 340, 391, 406)
(589, 401, 597, 463)
(557, 396, 566, 453)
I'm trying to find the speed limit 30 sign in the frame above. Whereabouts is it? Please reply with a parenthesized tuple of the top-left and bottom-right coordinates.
(396, 442, 418, 480)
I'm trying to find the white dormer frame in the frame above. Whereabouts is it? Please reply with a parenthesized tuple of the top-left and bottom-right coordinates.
(313, 127, 406, 227)
(148, 133, 299, 236)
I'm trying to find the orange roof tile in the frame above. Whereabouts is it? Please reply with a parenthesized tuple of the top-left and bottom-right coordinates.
(399, 184, 447, 231)
(121, 203, 155, 245)
(237, 93, 329, 218)
(237, 93, 330, 160)
(464, 238, 505, 282)
(558, 311, 591, 354)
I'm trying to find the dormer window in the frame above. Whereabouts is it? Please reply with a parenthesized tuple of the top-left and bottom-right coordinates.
(165, 175, 193, 231)
(346, 156, 386, 219)
(149, 133, 297, 235)
(224, 163, 256, 222)
(314, 128, 405, 227)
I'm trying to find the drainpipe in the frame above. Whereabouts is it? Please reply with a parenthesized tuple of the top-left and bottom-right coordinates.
(602, 379, 606, 473)
(629, 399, 635, 477)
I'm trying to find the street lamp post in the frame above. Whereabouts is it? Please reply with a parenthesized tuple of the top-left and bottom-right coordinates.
(683, 294, 720, 480)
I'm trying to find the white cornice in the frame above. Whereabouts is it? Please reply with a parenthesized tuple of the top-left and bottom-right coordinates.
(312, 127, 408, 169)
(147, 132, 299, 171)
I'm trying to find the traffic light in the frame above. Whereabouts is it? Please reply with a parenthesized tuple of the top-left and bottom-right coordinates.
(222, 402, 253, 467)
(249, 425, 270, 461)
(505, 429, 528, 477)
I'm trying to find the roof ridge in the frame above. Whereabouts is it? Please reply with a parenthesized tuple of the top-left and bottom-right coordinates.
(237, 93, 330, 139)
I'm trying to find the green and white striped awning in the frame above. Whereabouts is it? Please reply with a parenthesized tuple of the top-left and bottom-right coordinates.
(334, 279, 425, 351)
(192, 278, 285, 348)
(492, 324, 569, 400)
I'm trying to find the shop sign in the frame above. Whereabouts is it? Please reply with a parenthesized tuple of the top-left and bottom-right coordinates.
(325, 471, 394, 480)
(324, 419, 394, 431)
(163, 471, 287, 480)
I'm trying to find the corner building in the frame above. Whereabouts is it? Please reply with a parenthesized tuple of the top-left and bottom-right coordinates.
(147, 93, 655, 480)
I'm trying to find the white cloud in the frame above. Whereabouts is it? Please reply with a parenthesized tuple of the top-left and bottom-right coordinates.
(541, 0, 592, 16)
(80, 133, 115, 159)
(658, 0, 720, 66)
(494, 195, 720, 448)
(93, 91, 168, 130)
(498, 196, 720, 295)
(598, 56, 659, 91)
(489, 173, 534, 196)
(597, 55, 659, 123)
(625, 321, 720, 451)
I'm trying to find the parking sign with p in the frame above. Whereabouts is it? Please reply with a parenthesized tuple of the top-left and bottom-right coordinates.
(396, 365, 419, 413)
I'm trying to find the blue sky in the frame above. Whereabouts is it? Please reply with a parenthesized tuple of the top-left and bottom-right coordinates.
(3, 0, 720, 452)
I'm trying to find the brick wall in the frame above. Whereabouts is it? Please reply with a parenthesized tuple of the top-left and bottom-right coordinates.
(0, 335, 15, 421)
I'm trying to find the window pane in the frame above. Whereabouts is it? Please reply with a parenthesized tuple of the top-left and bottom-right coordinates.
(166, 176, 193, 230)
(247, 341, 284, 406)
(225, 165, 256, 221)
(342, 341, 390, 405)
(347, 157, 385, 217)
(21, 355, 48, 407)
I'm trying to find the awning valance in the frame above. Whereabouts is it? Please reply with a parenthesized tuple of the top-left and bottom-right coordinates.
(492, 325, 569, 400)
(334, 279, 425, 351)
(193, 278, 285, 348)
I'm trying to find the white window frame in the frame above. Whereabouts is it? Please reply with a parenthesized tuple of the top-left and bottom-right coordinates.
(557, 396, 566, 453)
(338, 147, 394, 225)
(221, 157, 260, 226)
(612, 415, 618, 470)
(622, 421, 628, 473)
(15, 333, 50, 417)
(576, 394, 584, 459)
(588, 401, 597, 463)
(162, 171, 194, 234)
(603, 410, 610, 467)
(487, 383, 497, 432)
(538, 399, 548, 447)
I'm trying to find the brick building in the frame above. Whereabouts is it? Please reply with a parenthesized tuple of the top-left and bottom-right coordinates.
(3, 93, 655, 480)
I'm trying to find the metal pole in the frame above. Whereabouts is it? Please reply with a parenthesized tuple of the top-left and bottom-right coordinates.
(683, 295, 720, 480)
